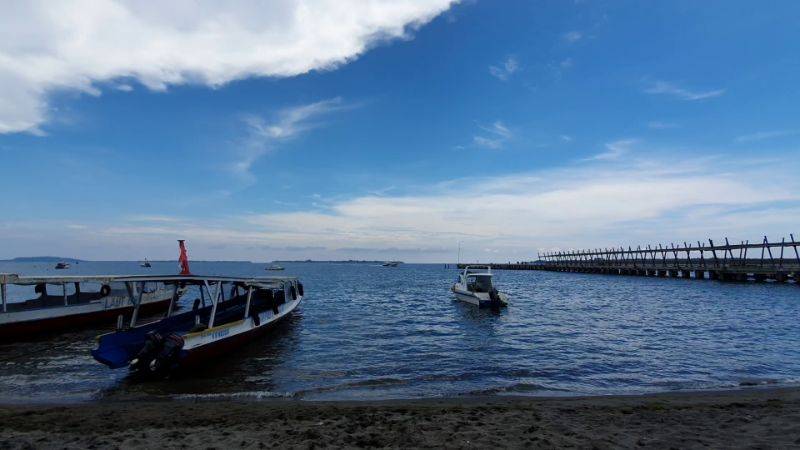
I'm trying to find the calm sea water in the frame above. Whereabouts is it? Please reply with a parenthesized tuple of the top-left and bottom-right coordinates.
(1, 260, 799, 402)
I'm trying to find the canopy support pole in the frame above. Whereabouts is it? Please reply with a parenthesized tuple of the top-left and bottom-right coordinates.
(1, 282, 6, 313)
(243, 286, 254, 319)
(129, 282, 143, 327)
(207, 281, 221, 329)
(166, 283, 179, 317)
(63, 282, 68, 306)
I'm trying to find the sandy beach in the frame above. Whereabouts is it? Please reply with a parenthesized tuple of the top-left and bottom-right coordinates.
(1, 387, 799, 449)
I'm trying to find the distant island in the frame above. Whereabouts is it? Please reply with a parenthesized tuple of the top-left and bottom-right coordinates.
(2, 256, 84, 263)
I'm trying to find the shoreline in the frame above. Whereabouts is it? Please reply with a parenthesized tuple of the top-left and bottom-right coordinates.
(1, 387, 798, 448)
(1, 379, 794, 406)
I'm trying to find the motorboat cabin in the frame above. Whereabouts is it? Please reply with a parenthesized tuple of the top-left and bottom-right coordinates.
(451, 266, 508, 308)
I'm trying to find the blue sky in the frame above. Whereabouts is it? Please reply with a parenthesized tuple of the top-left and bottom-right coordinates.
(1, 0, 799, 262)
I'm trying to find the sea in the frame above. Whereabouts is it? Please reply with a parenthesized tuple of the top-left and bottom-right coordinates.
(1, 260, 799, 403)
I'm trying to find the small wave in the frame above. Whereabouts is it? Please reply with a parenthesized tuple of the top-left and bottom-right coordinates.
(173, 390, 295, 401)
(738, 378, 780, 387)
(464, 383, 571, 396)
(293, 377, 409, 397)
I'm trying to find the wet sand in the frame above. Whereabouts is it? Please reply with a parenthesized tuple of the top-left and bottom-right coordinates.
(1, 387, 799, 449)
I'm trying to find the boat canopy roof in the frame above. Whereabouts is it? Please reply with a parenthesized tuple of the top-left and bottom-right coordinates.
(462, 265, 493, 276)
(0, 273, 297, 287)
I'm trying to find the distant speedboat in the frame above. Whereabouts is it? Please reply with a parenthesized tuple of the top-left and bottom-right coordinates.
(140, 258, 152, 268)
(451, 265, 508, 308)
(54, 262, 70, 270)
(265, 265, 284, 271)
(381, 261, 401, 267)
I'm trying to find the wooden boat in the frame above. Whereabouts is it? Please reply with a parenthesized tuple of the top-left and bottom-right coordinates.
(381, 261, 401, 267)
(140, 258, 152, 268)
(265, 264, 284, 271)
(54, 262, 70, 270)
(451, 266, 508, 308)
(91, 274, 303, 377)
(0, 273, 179, 340)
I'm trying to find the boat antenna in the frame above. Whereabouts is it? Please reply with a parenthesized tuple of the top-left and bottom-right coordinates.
(457, 241, 462, 267)
(178, 240, 191, 275)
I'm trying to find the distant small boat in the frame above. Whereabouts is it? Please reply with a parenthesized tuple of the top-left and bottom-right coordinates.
(451, 265, 508, 308)
(381, 261, 401, 267)
(265, 265, 284, 271)
(54, 262, 70, 270)
(140, 258, 152, 268)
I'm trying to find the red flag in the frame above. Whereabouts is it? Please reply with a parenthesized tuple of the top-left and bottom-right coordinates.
(178, 240, 191, 275)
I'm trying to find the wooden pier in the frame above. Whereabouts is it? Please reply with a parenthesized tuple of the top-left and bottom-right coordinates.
(460, 235, 800, 283)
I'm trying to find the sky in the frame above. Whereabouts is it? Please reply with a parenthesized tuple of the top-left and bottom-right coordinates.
(1, 0, 799, 262)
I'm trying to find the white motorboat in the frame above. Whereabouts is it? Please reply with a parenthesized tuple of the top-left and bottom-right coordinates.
(451, 266, 508, 308)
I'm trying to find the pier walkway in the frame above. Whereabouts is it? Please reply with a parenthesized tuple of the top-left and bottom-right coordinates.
(460, 235, 800, 283)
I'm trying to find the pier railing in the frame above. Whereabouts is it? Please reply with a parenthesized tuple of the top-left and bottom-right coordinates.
(463, 235, 800, 282)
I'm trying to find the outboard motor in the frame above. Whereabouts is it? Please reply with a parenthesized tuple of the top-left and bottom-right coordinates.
(150, 333, 184, 375)
(297, 282, 304, 297)
(130, 331, 184, 377)
(489, 288, 502, 308)
(130, 331, 164, 372)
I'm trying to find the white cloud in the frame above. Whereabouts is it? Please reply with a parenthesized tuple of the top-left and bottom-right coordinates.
(489, 56, 520, 81)
(644, 81, 725, 101)
(735, 130, 798, 143)
(234, 97, 351, 182)
(562, 31, 583, 43)
(472, 121, 512, 150)
(0, 0, 457, 134)
(584, 138, 637, 161)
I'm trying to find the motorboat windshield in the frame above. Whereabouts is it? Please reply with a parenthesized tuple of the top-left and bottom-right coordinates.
(467, 274, 493, 293)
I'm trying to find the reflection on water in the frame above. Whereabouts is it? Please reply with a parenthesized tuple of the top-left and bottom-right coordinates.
(0, 260, 799, 402)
